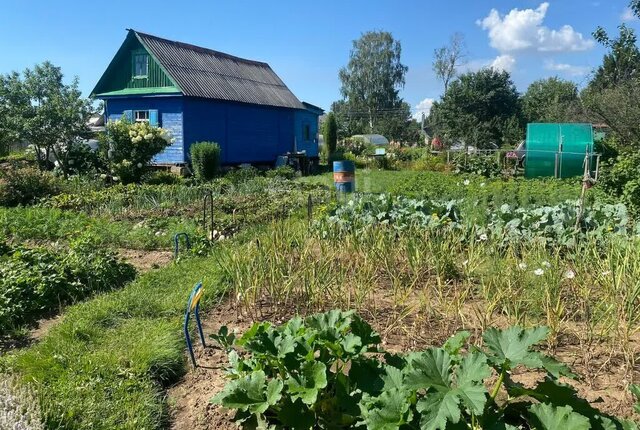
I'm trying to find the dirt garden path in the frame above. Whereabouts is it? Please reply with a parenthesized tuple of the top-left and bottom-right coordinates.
(168, 296, 640, 430)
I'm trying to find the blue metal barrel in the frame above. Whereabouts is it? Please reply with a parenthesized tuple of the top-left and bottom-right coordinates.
(333, 160, 355, 193)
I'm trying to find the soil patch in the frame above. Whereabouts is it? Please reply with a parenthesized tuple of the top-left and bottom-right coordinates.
(117, 248, 173, 272)
(168, 295, 640, 430)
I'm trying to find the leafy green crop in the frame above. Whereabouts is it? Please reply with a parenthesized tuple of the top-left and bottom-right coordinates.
(0, 238, 136, 331)
(317, 194, 636, 249)
(212, 311, 638, 429)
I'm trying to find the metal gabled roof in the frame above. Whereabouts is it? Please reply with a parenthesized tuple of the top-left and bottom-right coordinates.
(131, 30, 305, 110)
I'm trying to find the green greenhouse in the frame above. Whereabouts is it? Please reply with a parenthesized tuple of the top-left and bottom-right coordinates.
(525, 123, 596, 179)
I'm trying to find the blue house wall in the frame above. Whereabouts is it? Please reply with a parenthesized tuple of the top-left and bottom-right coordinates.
(105, 95, 320, 165)
(182, 97, 296, 164)
(105, 96, 185, 164)
(293, 110, 320, 157)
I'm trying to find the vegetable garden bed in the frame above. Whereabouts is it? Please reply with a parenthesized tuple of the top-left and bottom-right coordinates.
(169, 295, 639, 430)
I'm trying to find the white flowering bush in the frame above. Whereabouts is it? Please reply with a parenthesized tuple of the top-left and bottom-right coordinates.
(0, 375, 44, 430)
(100, 120, 172, 183)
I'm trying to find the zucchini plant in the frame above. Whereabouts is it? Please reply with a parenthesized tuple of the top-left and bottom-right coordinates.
(211, 310, 638, 429)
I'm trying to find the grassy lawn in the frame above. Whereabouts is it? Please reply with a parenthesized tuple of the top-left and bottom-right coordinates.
(299, 168, 423, 193)
(2, 251, 228, 429)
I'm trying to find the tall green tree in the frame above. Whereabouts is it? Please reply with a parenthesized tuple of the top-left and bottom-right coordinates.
(432, 33, 467, 92)
(522, 77, 580, 123)
(322, 112, 338, 154)
(0, 62, 94, 174)
(583, 1, 640, 145)
(0, 72, 27, 155)
(430, 68, 523, 148)
(337, 31, 408, 136)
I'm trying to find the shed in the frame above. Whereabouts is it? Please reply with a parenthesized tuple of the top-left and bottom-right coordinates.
(91, 29, 323, 165)
(525, 123, 595, 178)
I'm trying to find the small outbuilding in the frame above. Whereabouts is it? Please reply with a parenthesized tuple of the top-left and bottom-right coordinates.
(92, 29, 323, 165)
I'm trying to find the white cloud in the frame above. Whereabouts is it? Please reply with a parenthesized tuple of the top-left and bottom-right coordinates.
(622, 7, 637, 22)
(477, 3, 594, 53)
(544, 60, 591, 77)
(490, 55, 516, 72)
(412, 98, 434, 121)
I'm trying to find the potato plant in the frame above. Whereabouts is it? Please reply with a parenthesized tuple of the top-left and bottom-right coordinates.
(212, 310, 637, 429)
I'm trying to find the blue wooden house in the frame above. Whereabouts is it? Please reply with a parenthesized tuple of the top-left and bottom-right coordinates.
(91, 29, 323, 165)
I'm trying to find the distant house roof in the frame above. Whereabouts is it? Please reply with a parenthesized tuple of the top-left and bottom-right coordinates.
(352, 134, 389, 146)
(96, 29, 306, 110)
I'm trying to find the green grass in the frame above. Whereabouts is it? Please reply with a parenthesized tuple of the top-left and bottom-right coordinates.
(3, 252, 227, 429)
(299, 168, 420, 193)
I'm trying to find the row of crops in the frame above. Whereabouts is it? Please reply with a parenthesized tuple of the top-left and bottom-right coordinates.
(317, 193, 635, 248)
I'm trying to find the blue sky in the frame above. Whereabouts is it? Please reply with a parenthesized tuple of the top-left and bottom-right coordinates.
(0, 0, 637, 117)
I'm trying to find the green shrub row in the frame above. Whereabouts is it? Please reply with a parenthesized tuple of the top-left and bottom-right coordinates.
(0, 239, 136, 331)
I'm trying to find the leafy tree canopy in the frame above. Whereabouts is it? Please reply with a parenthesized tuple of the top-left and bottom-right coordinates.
(584, 1, 640, 146)
(0, 61, 94, 174)
(430, 68, 523, 148)
(336, 31, 413, 142)
(522, 77, 580, 124)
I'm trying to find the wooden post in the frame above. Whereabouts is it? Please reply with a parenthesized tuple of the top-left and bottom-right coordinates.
(575, 150, 591, 232)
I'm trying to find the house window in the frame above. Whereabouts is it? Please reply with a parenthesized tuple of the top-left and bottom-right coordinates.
(133, 53, 148, 77)
(134, 110, 149, 122)
(303, 124, 311, 141)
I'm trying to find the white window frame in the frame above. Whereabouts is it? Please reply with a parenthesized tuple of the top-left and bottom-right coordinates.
(134, 110, 149, 123)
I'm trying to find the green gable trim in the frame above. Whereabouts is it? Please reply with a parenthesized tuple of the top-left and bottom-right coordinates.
(91, 30, 182, 97)
(96, 87, 181, 97)
(133, 33, 183, 94)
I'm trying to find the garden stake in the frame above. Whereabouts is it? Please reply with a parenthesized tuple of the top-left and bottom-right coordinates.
(184, 282, 206, 368)
(173, 233, 191, 258)
(575, 150, 595, 232)
(307, 194, 313, 222)
(203, 190, 214, 239)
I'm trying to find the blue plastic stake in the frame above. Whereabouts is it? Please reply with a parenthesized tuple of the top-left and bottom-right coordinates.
(173, 233, 191, 258)
(184, 282, 206, 368)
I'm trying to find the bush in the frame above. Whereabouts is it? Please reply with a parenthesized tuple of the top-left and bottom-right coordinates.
(190, 141, 221, 181)
(338, 137, 368, 156)
(99, 120, 172, 184)
(225, 166, 260, 184)
(323, 112, 338, 154)
(342, 151, 369, 169)
(57, 140, 102, 176)
(600, 151, 640, 214)
(0, 239, 136, 331)
(0, 167, 61, 206)
(452, 153, 502, 178)
(143, 170, 184, 185)
(387, 146, 429, 162)
(266, 165, 296, 180)
(409, 154, 448, 172)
